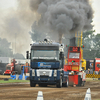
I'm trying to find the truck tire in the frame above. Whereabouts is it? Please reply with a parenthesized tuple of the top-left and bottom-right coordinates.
(15, 65, 22, 74)
(30, 80, 36, 87)
(56, 77, 62, 88)
(62, 77, 69, 87)
(66, 77, 69, 87)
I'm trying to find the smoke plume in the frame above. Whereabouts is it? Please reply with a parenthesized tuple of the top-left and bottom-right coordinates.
(0, 0, 93, 57)
(29, 0, 93, 43)
(0, 0, 39, 56)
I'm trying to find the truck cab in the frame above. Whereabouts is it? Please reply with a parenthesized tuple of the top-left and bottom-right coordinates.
(27, 39, 67, 87)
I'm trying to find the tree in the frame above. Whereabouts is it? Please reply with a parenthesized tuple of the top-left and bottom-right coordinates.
(0, 38, 25, 59)
(82, 30, 100, 59)
(13, 53, 25, 59)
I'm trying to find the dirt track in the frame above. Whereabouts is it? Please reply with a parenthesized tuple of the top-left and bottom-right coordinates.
(0, 80, 100, 100)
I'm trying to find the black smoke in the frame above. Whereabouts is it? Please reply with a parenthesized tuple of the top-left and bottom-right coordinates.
(29, 0, 93, 43)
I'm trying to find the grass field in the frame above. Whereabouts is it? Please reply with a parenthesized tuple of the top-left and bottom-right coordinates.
(0, 79, 29, 83)
(0, 75, 29, 83)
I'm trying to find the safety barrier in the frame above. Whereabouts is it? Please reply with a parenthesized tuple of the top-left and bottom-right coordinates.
(86, 74, 100, 78)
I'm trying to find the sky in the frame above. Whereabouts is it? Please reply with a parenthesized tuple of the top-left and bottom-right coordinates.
(91, 0, 100, 34)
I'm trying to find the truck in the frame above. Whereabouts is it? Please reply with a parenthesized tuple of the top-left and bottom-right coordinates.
(64, 46, 86, 86)
(93, 58, 100, 73)
(86, 58, 100, 74)
(26, 39, 68, 87)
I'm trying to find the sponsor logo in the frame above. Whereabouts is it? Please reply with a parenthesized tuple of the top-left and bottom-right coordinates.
(38, 62, 51, 67)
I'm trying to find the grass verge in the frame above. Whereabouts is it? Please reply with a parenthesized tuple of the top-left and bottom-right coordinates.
(0, 79, 29, 83)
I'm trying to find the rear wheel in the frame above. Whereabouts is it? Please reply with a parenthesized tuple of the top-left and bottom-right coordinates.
(62, 77, 69, 87)
(66, 77, 69, 87)
(30, 80, 36, 87)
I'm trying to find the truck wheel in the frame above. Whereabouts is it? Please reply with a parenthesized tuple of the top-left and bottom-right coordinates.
(62, 77, 69, 87)
(56, 77, 62, 88)
(30, 80, 36, 87)
(66, 77, 69, 87)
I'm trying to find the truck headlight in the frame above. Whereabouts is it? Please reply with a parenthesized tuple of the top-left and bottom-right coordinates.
(32, 69, 35, 76)
(54, 70, 57, 77)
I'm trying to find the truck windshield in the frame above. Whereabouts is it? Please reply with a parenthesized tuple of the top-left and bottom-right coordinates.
(69, 53, 80, 58)
(31, 50, 59, 60)
(6, 65, 11, 70)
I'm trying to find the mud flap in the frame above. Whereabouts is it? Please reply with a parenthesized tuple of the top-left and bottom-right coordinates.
(78, 75, 82, 86)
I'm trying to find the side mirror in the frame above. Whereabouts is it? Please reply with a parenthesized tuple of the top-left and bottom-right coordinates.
(30, 53, 31, 59)
(26, 51, 29, 59)
(59, 53, 61, 60)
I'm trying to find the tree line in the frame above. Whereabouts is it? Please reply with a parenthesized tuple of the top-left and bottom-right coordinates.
(0, 38, 25, 59)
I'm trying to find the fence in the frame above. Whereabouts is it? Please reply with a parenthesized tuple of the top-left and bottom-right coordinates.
(86, 74, 100, 78)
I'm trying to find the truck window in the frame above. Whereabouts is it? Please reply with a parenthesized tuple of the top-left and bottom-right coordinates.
(31, 50, 59, 60)
(97, 64, 100, 68)
(69, 53, 80, 58)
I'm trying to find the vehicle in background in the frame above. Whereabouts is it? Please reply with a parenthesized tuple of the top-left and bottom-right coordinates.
(86, 58, 100, 74)
(4, 59, 29, 75)
(94, 58, 100, 74)
(4, 59, 16, 75)
(64, 46, 86, 86)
